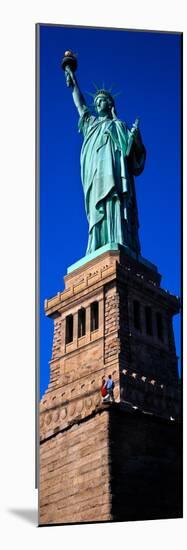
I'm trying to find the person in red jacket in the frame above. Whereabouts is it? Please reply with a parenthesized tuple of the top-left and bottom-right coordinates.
(101, 378, 108, 400)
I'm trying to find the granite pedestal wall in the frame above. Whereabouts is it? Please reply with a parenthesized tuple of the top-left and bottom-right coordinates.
(40, 403, 182, 524)
(39, 247, 181, 524)
(40, 410, 111, 524)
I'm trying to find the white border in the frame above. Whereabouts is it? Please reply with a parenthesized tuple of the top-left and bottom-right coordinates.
(0, 1, 185, 548)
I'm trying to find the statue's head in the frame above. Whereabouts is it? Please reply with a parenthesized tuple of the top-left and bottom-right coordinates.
(94, 90, 115, 116)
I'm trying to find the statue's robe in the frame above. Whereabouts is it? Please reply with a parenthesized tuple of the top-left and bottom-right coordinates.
(79, 108, 146, 255)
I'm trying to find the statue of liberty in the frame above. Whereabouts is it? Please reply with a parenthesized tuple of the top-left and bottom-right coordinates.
(62, 51, 146, 256)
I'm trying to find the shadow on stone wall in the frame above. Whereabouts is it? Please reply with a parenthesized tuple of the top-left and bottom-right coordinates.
(108, 405, 182, 522)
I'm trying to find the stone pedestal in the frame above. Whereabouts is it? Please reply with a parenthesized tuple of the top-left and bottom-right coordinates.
(39, 247, 181, 524)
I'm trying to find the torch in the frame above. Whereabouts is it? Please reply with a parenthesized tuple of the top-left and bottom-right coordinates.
(61, 50, 78, 87)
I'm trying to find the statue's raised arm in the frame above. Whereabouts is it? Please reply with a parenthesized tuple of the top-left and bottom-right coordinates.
(62, 50, 87, 117)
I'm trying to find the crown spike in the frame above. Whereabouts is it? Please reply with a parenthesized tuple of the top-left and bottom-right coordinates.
(86, 91, 95, 98)
(108, 83, 116, 93)
(113, 91, 122, 98)
(92, 81, 99, 91)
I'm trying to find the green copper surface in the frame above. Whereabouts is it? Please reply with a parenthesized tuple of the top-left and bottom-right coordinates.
(63, 59, 146, 256)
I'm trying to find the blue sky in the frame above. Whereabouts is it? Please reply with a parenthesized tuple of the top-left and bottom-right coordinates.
(39, 25, 181, 398)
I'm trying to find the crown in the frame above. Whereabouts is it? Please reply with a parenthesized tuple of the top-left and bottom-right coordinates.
(86, 83, 121, 107)
(94, 89, 114, 105)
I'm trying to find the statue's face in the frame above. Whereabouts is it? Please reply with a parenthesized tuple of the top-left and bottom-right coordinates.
(95, 95, 111, 116)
